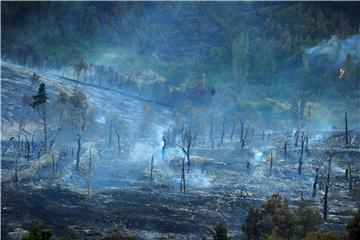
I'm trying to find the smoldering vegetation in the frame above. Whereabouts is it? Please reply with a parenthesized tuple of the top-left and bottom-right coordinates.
(1, 61, 360, 239)
(1, 1, 360, 240)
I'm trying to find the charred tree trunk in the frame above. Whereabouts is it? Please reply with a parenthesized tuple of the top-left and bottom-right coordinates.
(15, 123, 22, 188)
(345, 112, 348, 145)
(313, 168, 319, 198)
(323, 154, 333, 220)
(209, 119, 213, 143)
(298, 135, 305, 174)
(262, 130, 265, 141)
(240, 121, 250, 150)
(202, 159, 206, 174)
(220, 116, 225, 146)
(52, 153, 55, 176)
(76, 135, 81, 172)
(294, 130, 299, 147)
(115, 128, 121, 156)
(230, 122, 236, 141)
(42, 104, 47, 153)
(108, 124, 112, 148)
(284, 141, 288, 162)
(88, 148, 92, 199)
(25, 136, 30, 162)
(31, 132, 35, 151)
(162, 136, 167, 161)
(269, 152, 273, 176)
(180, 158, 186, 193)
(348, 163, 352, 194)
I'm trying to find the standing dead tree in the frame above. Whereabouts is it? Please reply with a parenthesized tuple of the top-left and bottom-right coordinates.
(220, 115, 226, 146)
(313, 168, 319, 198)
(284, 137, 288, 162)
(177, 127, 196, 171)
(69, 91, 89, 172)
(240, 120, 250, 150)
(180, 157, 186, 193)
(162, 135, 167, 161)
(346, 158, 360, 194)
(298, 132, 305, 174)
(72, 58, 88, 92)
(345, 112, 349, 145)
(15, 123, 22, 188)
(230, 118, 236, 141)
(269, 152, 273, 176)
(323, 150, 335, 220)
(290, 91, 307, 147)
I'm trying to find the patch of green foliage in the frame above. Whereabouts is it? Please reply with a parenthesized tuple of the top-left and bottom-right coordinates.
(22, 224, 52, 240)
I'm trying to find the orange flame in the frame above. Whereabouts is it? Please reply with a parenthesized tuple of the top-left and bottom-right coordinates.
(339, 68, 345, 79)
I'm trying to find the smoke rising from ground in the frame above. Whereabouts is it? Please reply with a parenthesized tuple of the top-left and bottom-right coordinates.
(305, 34, 360, 65)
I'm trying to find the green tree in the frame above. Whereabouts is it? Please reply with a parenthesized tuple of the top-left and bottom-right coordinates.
(295, 198, 323, 237)
(69, 91, 89, 172)
(347, 208, 360, 240)
(208, 220, 229, 240)
(31, 83, 49, 153)
(242, 194, 322, 240)
(232, 31, 250, 83)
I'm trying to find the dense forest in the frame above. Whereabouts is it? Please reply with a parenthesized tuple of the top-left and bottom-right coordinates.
(1, 1, 360, 240)
(2, 2, 359, 94)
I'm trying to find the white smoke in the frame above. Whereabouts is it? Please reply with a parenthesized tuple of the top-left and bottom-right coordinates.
(305, 34, 360, 65)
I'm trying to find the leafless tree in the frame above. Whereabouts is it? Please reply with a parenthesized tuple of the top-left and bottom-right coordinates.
(298, 132, 305, 174)
(290, 91, 307, 147)
(177, 126, 197, 171)
(323, 150, 335, 220)
(240, 120, 250, 150)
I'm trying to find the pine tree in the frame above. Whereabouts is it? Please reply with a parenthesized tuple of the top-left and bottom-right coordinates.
(31, 83, 48, 153)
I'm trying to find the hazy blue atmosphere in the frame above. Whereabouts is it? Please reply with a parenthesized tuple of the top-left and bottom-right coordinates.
(1, 1, 360, 240)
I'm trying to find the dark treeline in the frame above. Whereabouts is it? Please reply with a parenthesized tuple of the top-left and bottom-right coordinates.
(2, 1, 360, 128)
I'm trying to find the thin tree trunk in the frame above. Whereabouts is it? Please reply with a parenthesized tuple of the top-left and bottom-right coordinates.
(220, 117, 225, 146)
(115, 129, 121, 156)
(25, 136, 30, 162)
(108, 124, 112, 148)
(269, 152, 273, 176)
(76, 135, 81, 172)
(52, 153, 55, 176)
(348, 163, 352, 194)
(88, 148, 92, 199)
(323, 154, 332, 220)
(42, 104, 47, 153)
(298, 136, 305, 174)
(230, 123, 236, 141)
(150, 155, 154, 182)
(15, 123, 22, 188)
(313, 168, 319, 197)
(345, 112, 348, 145)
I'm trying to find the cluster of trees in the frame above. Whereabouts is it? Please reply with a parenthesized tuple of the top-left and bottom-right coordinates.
(203, 193, 360, 240)
(2, 2, 359, 102)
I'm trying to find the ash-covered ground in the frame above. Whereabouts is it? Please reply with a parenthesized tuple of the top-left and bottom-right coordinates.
(1, 64, 359, 239)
